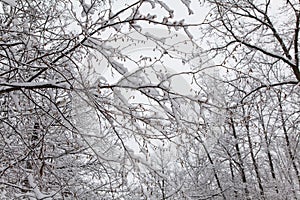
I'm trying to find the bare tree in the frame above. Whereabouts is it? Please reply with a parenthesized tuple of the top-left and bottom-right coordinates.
(192, 0, 300, 199)
(0, 0, 207, 199)
(1, 0, 299, 199)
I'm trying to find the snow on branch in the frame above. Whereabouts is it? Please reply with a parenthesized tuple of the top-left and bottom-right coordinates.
(0, 81, 70, 94)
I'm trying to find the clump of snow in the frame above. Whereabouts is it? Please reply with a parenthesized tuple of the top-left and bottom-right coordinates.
(28, 174, 53, 199)
(180, 0, 194, 15)
(111, 61, 128, 75)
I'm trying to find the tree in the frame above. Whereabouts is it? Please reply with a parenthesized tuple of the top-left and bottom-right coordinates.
(1, 0, 299, 199)
(0, 0, 204, 199)
(191, 0, 300, 199)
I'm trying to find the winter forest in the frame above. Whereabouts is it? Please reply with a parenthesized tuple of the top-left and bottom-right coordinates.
(0, 0, 299, 199)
